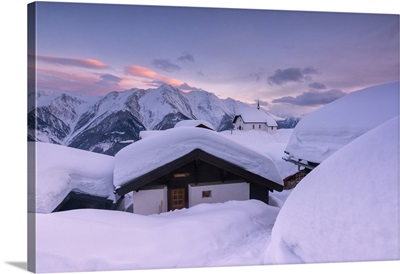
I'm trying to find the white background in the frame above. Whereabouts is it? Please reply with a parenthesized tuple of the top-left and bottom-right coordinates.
(0, 1, 399, 274)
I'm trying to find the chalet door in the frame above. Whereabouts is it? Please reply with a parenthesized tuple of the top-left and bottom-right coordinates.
(169, 188, 186, 210)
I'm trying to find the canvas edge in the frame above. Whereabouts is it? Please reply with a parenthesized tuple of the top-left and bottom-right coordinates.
(27, 2, 37, 273)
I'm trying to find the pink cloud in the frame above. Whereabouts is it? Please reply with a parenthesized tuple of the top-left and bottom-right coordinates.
(36, 68, 125, 95)
(34, 59, 189, 95)
(125, 65, 158, 78)
(35, 54, 109, 69)
(38, 68, 97, 83)
(125, 65, 184, 87)
(118, 77, 143, 89)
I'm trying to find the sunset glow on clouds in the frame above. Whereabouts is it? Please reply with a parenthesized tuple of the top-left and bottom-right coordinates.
(35, 55, 190, 95)
(33, 2, 399, 115)
(36, 55, 109, 69)
(125, 65, 185, 87)
(35, 58, 125, 95)
(36, 67, 119, 95)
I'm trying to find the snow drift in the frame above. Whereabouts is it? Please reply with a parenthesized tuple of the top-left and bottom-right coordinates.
(284, 81, 399, 164)
(265, 116, 399, 264)
(35, 199, 279, 273)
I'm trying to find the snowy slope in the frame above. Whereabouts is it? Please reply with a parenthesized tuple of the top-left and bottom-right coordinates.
(67, 89, 146, 142)
(30, 142, 115, 213)
(265, 116, 399, 264)
(35, 200, 280, 273)
(284, 81, 399, 163)
(28, 92, 97, 144)
(184, 88, 244, 130)
(139, 84, 195, 129)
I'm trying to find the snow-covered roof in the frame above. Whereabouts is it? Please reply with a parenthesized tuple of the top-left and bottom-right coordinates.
(30, 142, 115, 213)
(114, 127, 283, 189)
(285, 81, 399, 164)
(234, 107, 277, 126)
(220, 129, 298, 179)
(174, 119, 215, 130)
(266, 115, 399, 264)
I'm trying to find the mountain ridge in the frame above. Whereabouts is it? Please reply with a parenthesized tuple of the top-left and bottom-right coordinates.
(28, 84, 300, 155)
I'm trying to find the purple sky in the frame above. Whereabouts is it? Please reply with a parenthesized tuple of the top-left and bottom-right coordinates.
(32, 2, 399, 115)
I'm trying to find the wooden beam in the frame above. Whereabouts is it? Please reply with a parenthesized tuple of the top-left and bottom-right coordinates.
(282, 156, 318, 170)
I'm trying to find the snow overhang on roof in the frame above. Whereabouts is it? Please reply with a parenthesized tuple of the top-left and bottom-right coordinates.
(114, 127, 283, 192)
(32, 142, 115, 213)
(284, 81, 399, 164)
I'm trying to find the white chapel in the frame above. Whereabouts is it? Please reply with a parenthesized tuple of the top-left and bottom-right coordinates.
(232, 101, 277, 133)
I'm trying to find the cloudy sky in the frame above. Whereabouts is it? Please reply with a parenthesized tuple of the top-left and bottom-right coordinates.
(31, 2, 399, 115)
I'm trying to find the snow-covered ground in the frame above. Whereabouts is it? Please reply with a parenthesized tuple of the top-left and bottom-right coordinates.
(35, 199, 285, 273)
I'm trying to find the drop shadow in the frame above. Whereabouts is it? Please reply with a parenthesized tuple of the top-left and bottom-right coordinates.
(5, 261, 27, 271)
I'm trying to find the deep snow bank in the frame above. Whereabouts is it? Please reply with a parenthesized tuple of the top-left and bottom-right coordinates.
(36, 199, 279, 272)
(265, 116, 399, 264)
(30, 142, 115, 213)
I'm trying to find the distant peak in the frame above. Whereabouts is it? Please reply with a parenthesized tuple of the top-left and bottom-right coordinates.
(159, 83, 169, 88)
(156, 83, 175, 91)
(178, 82, 194, 91)
(36, 89, 56, 97)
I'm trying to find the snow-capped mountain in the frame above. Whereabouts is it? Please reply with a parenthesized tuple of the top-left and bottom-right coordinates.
(28, 84, 296, 155)
(28, 92, 93, 144)
(275, 116, 302, 129)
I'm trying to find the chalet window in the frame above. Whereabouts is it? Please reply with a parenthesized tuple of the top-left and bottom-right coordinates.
(173, 172, 190, 178)
(202, 190, 212, 198)
(252, 125, 255, 129)
(259, 125, 261, 129)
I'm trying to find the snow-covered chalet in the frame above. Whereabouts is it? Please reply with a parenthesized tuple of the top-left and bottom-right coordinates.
(113, 126, 283, 215)
(233, 103, 277, 133)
